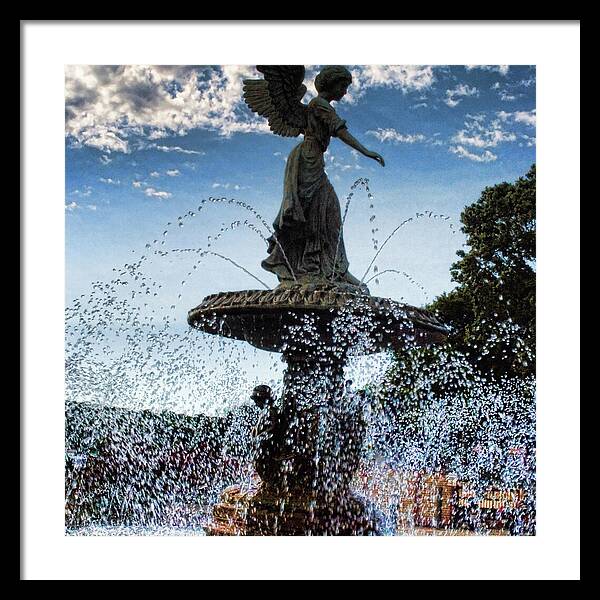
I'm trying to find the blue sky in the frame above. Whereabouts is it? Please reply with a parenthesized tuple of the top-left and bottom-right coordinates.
(66, 64, 535, 314)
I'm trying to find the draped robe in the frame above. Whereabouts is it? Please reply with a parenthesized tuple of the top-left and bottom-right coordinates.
(261, 96, 363, 289)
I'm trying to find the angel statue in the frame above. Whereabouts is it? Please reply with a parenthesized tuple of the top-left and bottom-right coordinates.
(243, 66, 385, 293)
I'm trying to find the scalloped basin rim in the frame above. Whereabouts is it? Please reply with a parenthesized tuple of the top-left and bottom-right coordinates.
(187, 288, 448, 354)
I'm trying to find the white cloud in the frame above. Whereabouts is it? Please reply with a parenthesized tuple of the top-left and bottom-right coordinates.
(452, 114, 516, 148)
(132, 180, 144, 188)
(345, 65, 435, 103)
(99, 177, 120, 185)
(521, 134, 536, 147)
(499, 90, 517, 102)
(450, 145, 497, 162)
(65, 65, 438, 151)
(366, 128, 426, 144)
(497, 109, 536, 127)
(517, 77, 536, 88)
(466, 113, 486, 124)
(150, 171, 160, 178)
(444, 84, 479, 108)
(66, 200, 98, 211)
(212, 182, 243, 190)
(65, 65, 270, 152)
(514, 110, 537, 126)
(166, 169, 180, 177)
(466, 65, 510, 76)
(453, 129, 515, 147)
(147, 129, 169, 140)
(70, 126, 130, 153)
(71, 186, 92, 197)
(144, 187, 172, 199)
(99, 154, 112, 165)
(150, 144, 205, 155)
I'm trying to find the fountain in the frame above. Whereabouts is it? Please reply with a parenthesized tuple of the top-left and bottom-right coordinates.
(189, 284, 447, 535)
(64, 67, 536, 538)
(186, 65, 449, 535)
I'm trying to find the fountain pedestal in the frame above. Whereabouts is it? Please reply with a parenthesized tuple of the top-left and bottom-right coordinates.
(188, 283, 447, 536)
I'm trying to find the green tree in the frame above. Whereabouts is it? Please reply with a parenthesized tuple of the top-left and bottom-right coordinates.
(430, 165, 536, 379)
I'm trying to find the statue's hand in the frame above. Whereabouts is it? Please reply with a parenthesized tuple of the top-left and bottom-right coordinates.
(367, 151, 385, 167)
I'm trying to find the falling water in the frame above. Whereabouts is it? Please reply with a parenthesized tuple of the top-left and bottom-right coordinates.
(361, 209, 457, 285)
(65, 181, 535, 536)
(364, 269, 431, 303)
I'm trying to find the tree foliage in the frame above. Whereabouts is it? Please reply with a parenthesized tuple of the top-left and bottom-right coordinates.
(430, 165, 536, 378)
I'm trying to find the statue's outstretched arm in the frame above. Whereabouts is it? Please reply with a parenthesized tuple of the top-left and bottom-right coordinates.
(337, 128, 385, 167)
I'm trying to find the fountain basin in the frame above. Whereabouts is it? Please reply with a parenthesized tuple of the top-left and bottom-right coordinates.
(188, 284, 448, 355)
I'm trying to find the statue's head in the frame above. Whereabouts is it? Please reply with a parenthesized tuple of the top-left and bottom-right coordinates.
(251, 384, 274, 409)
(315, 66, 353, 101)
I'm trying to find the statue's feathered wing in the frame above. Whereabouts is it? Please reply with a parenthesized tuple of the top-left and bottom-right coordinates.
(243, 66, 308, 137)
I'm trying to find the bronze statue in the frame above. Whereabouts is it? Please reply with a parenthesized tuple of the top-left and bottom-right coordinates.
(243, 66, 385, 291)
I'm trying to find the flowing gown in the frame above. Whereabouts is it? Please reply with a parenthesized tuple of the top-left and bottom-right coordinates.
(261, 96, 363, 289)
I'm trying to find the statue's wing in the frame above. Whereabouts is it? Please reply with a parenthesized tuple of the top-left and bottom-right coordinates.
(243, 65, 308, 138)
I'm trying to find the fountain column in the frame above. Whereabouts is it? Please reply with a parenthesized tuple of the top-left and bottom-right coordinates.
(243, 348, 379, 535)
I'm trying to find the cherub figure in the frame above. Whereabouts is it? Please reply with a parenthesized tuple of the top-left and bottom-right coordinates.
(250, 385, 288, 487)
(243, 66, 385, 291)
